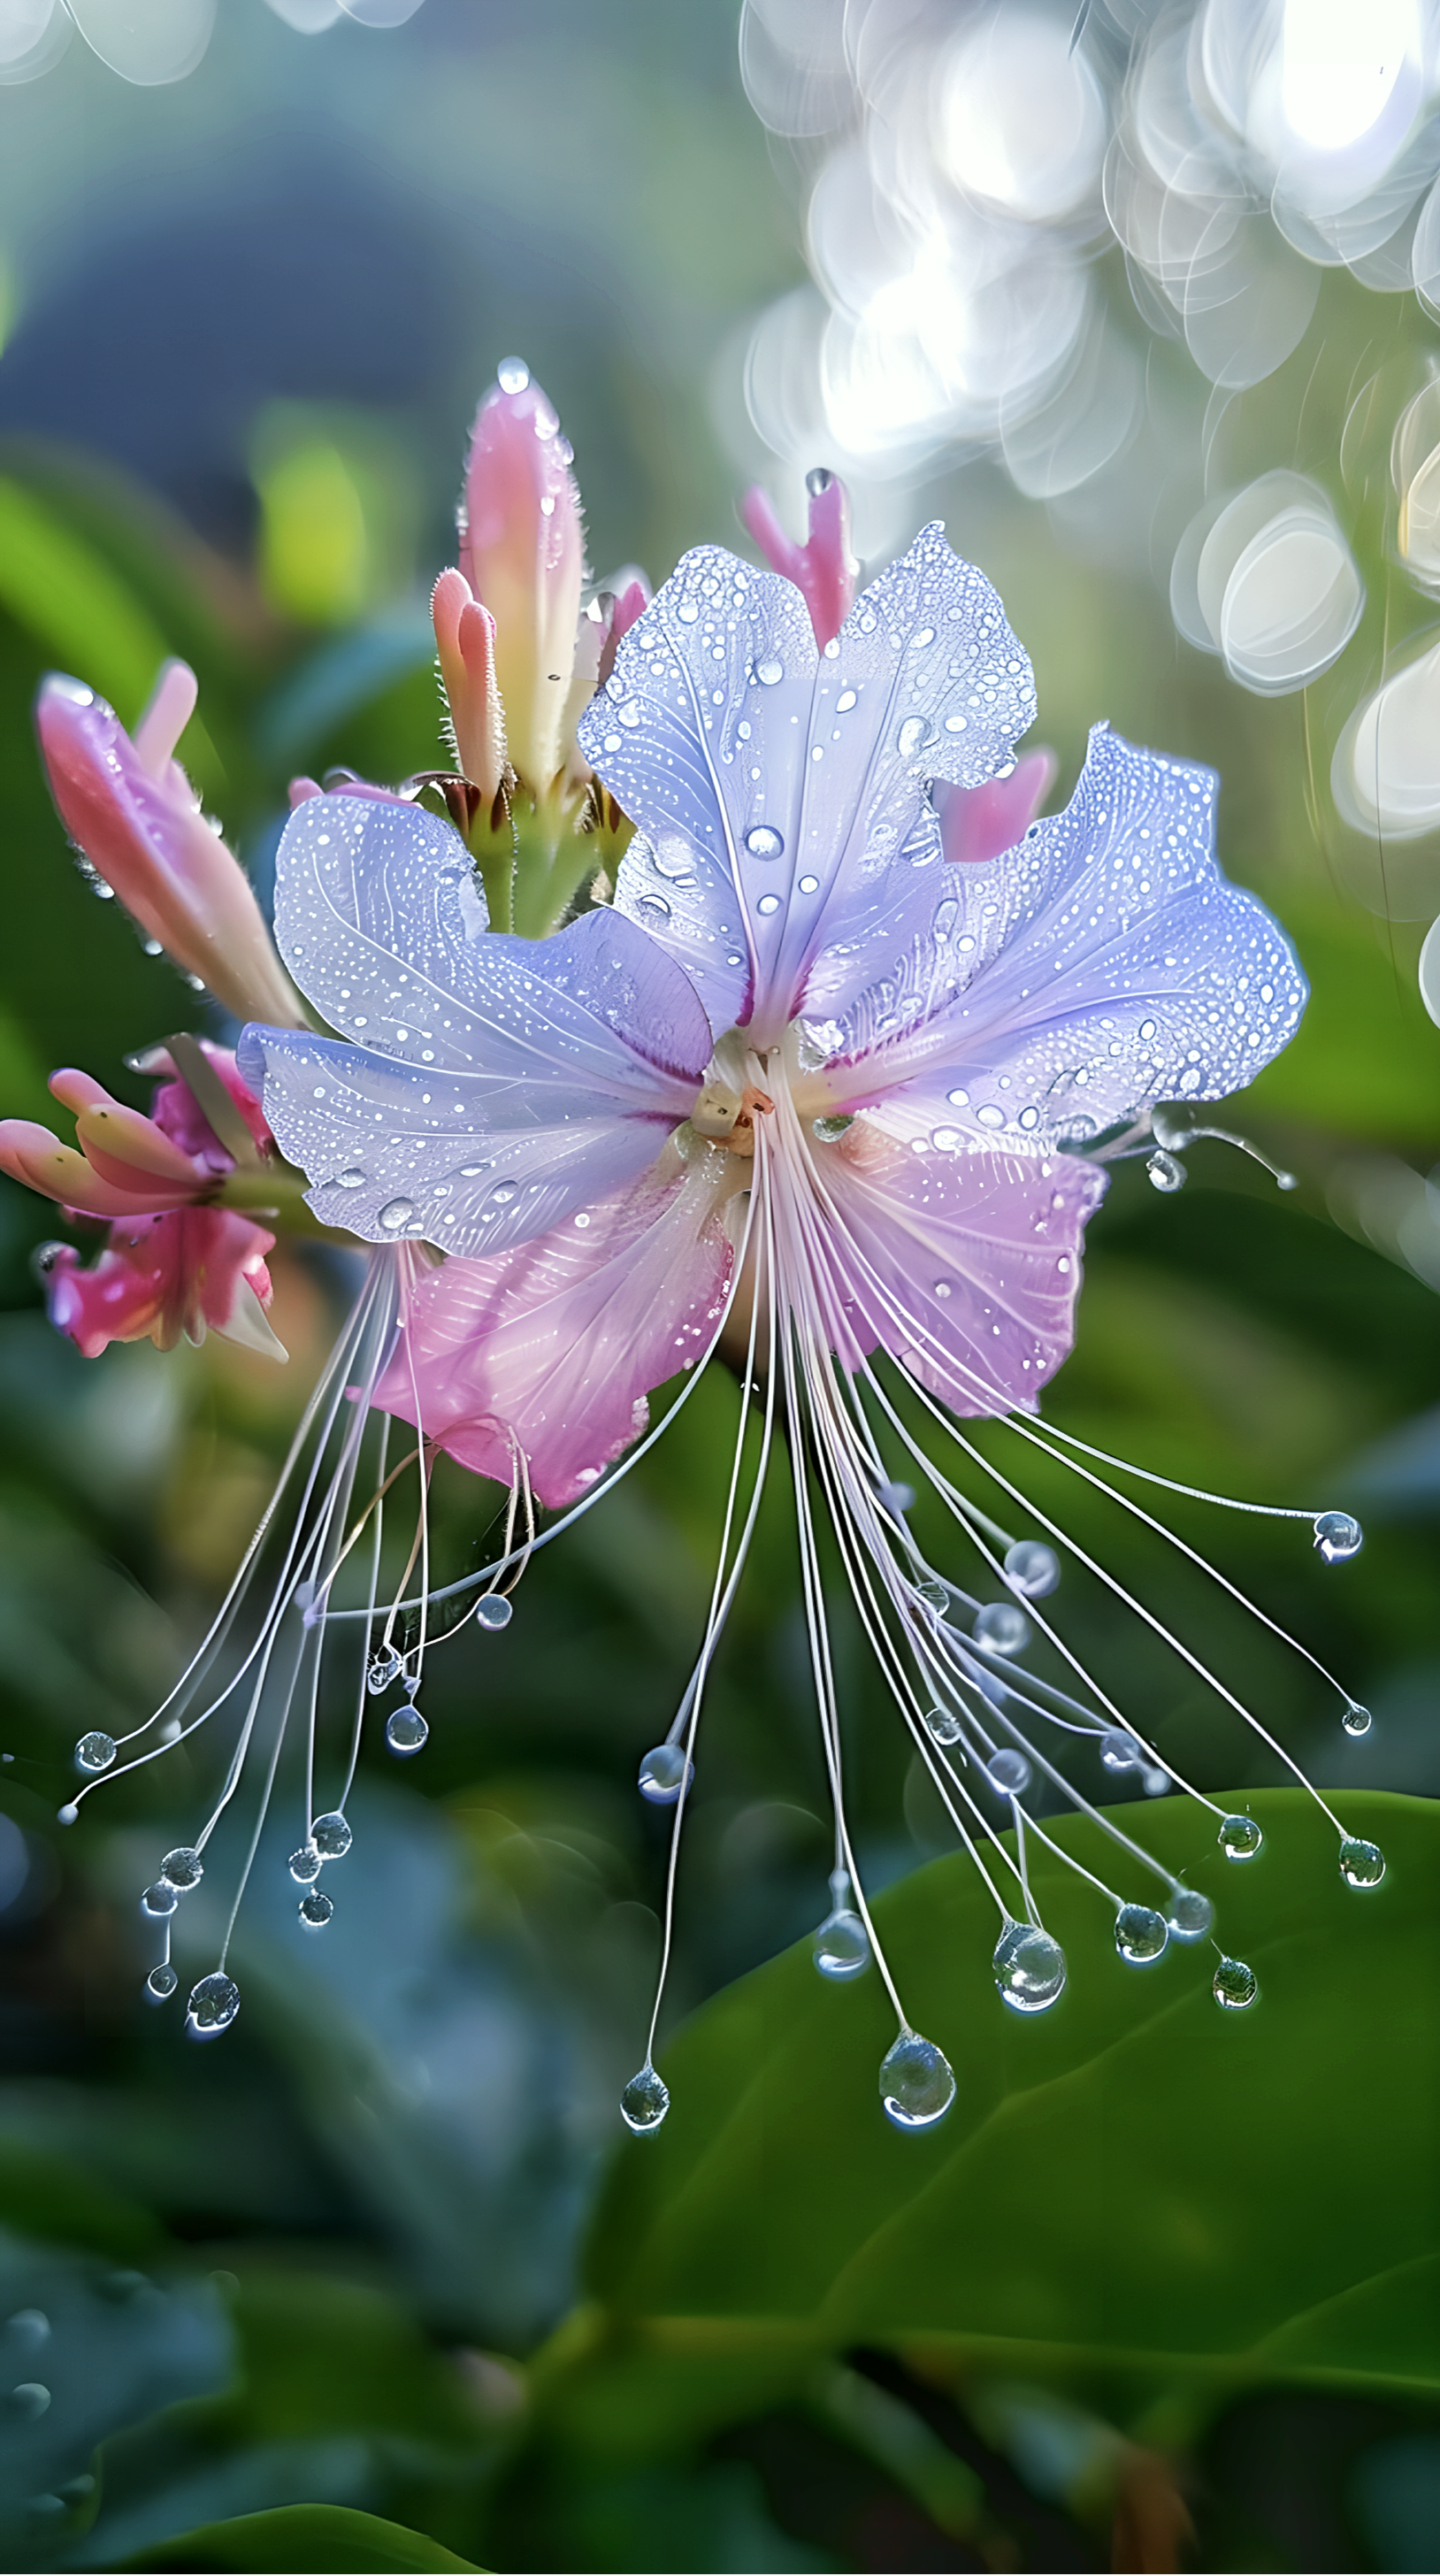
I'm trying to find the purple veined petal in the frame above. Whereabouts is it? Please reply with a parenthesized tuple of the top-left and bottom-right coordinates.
(268, 792, 714, 1097)
(235, 1024, 690, 1258)
(814, 1124, 1107, 1414)
(374, 1150, 734, 1507)
(579, 530, 1036, 1050)
(809, 725, 1307, 1146)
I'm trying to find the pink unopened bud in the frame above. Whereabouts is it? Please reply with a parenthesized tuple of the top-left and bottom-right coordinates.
(739, 470, 857, 651)
(458, 362, 585, 792)
(432, 569, 507, 801)
(934, 749, 1058, 867)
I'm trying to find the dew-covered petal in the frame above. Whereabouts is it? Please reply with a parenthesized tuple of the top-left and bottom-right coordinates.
(375, 1147, 734, 1506)
(579, 528, 1035, 1047)
(808, 1123, 1106, 1414)
(809, 724, 1306, 1146)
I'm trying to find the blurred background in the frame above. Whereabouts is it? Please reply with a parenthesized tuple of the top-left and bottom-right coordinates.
(0, 1, 1438, 2568)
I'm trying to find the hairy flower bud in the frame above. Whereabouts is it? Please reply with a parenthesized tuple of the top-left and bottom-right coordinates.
(457, 365, 584, 793)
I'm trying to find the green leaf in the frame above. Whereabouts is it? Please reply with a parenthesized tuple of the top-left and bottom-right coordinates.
(120, 2502, 486, 2572)
(0, 2136, 165, 2262)
(0, 476, 171, 725)
(567, 1790, 1439, 2450)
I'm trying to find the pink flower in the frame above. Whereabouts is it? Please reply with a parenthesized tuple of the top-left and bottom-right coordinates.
(457, 362, 585, 792)
(1, 1045, 283, 1359)
(739, 469, 857, 649)
(934, 746, 1058, 865)
(36, 661, 304, 1030)
(431, 570, 507, 802)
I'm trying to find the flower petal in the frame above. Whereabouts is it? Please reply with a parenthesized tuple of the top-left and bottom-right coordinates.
(935, 748, 1056, 865)
(40, 1208, 279, 1359)
(809, 1123, 1106, 1414)
(0, 1119, 195, 1217)
(375, 1149, 732, 1506)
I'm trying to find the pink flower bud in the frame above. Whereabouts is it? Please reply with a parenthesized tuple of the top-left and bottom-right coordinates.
(934, 749, 1058, 867)
(432, 569, 507, 801)
(458, 364, 585, 791)
(36, 664, 305, 1030)
(739, 471, 857, 651)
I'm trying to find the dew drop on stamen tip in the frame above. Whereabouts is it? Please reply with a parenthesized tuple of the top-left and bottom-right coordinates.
(367, 1652, 400, 1695)
(496, 356, 530, 394)
(879, 2031, 956, 2129)
(1114, 1903, 1168, 1965)
(73, 1732, 116, 1775)
(161, 1846, 203, 1890)
(311, 1813, 351, 1859)
(1342, 1701, 1373, 1737)
(914, 1578, 948, 1611)
(638, 1743, 692, 1804)
(57, 1806, 78, 1828)
(1339, 1835, 1385, 1888)
(299, 1890, 333, 1929)
(144, 1963, 178, 2003)
(1213, 1956, 1259, 2010)
(140, 1882, 177, 1919)
(1099, 1729, 1143, 1774)
(985, 1748, 1031, 1796)
(1166, 1886, 1214, 1942)
(1003, 1539, 1059, 1598)
(974, 1601, 1030, 1656)
(619, 2065, 670, 2133)
(1218, 1813, 1262, 1861)
(474, 1595, 513, 1631)
(1146, 1149, 1186, 1192)
(992, 1922, 1067, 2013)
(386, 1708, 428, 1758)
(1314, 1510, 1362, 1563)
(924, 1705, 963, 1745)
(288, 1845, 322, 1884)
(813, 1907, 869, 1980)
(187, 1972, 240, 2037)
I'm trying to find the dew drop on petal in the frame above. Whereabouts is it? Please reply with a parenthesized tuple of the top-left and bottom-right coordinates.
(1342, 1701, 1373, 1737)
(974, 1602, 1030, 1656)
(187, 1972, 240, 2036)
(1114, 1903, 1168, 1965)
(379, 1200, 415, 1233)
(620, 2065, 670, 2133)
(288, 1845, 322, 1885)
(74, 1732, 116, 1775)
(1003, 1539, 1060, 1598)
(813, 1907, 869, 1980)
(755, 893, 781, 916)
(1166, 1887, 1214, 1943)
(1339, 1835, 1385, 1888)
(386, 1708, 428, 1757)
(140, 1882, 177, 1919)
(754, 659, 784, 686)
(312, 1813, 351, 1859)
(145, 1963, 178, 2002)
(474, 1595, 513, 1631)
(1218, 1813, 1263, 1861)
(812, 1115, 852, 1142)
(638, 1743, 692, 1804)
(744, 824, 784, 858)
(299, 1890, 333, 1929)
(897, 717, 931, 757)
(992, 1922, 1067, 2013)
(879, 2031, 955, 2129)
(336, 1169, 365, 1190)
(1314, 1510, 1362, 1563)
(986, 1748, 1031, 1796)
(1213, 1955, 1259, 2010)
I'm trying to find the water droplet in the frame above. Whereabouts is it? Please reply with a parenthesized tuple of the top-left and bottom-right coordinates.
(1339, 1834, 1385, 1888)
(57, 1806, 78, 1827)
(755, 893, 781, 916)
(813, 1908, 869, 1980)
(1342, 1701, 1373, 1737)
(187, 1971, 240, 2036)
(145, 1963, 179, 2002)
(974, 1602, 1030, 1657)
(335, 1169, 365, 1190)
(1314, 1510, 1363, 1563)
(312, 1813, 351, 1859)
(74, 1732, 116, 1775)
(8, 2383, 50, 2419)
(496, 356, 530, 394)
(474, 1594, 513, 1631)
(620, 2065, 669, 2133)
(876, 1479, 915, 1514)
(367, 1650, 400, 1696)
(1114, 1903, 1168, 1965)
(637, 893, 671, 920)
(490, 1183, 517, 1204)
(879, 2031, 955, 2129)
(986, 1748, 1031, 1796)
(638, 1743, 692, 1804)
(1218, 1813, 1263, 1861)
(805, 465, 834, 497)
(924, 1705, 963, 1744)
(1003, 1540, 1059, 1599)
(387, 1708, 428, 1757)
(299, 1890, 333, 1929)
(897, 717, 930, 758)
(379, 1199, 415, 1233)
(1146, 1150, 1187, 1192)
(744, 824, 784, 858)
(915, 1578, 949, 1611)
(812, 1115, 852, 1143)
(288, 1845, 322, 1885)
(1099, 1729, 1143, 1774)
(1166, 1887, 1214, 1942)
(140, 1882, 177, 1919)
(836, 688, 858, 711)
(754, 658, 785, 688)
(992, 1922, 1067, 2013)
(1213, 1955, 1258, 2010)
(798, 872, 820, 894)
(5, 2312, 48, 2351)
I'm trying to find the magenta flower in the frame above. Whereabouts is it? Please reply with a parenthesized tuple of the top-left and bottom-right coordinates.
(741, 470, 857, 649)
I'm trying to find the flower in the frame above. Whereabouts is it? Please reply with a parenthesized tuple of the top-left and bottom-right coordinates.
(934, 744, 1057, 866)
(228, 524, 1371, 2130)
(36, 661, 304, 1030)
(740, 469, 857, 649)
(458, 362, 586, 796)
(0, 1042, 284, 1360)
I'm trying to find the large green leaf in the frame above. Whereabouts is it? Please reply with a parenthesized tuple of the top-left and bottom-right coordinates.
(122, 2502, 486, 2572)
(559, 1790, 1438, 2456)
